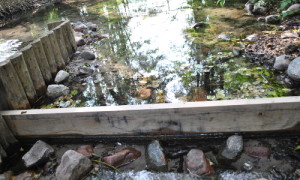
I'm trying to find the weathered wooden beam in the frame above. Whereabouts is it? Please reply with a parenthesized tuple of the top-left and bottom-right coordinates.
(53, 26, 69, 62)
(9, 52, 37, 104)
(21, 45, 46, 96)
(40, 34, 58, 77)
(1, 97, 300, 137)
(59, 21, 73, 56)
(47, 20, 64, 31)
(31, 39, 53, 84)
(0, 60, 30, 110)
(0, 80, 9, 111)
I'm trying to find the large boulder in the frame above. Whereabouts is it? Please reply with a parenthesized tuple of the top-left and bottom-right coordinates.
(273, 55, 291, 71)
(22, 140, 54, 167)
(54, 70, 69, 84)
(55, 150, 92, 180)
(265, 15, 280, 24)
(221, 135, 243, 160)
(47, 85, 70, 99)
(185, 149, 214, 176)
(287, 57, 300, 81)
(146, 140, 168, 171)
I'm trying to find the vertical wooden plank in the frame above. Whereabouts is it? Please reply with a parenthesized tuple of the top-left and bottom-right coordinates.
(53, 26, 69, 63)
(21, 45, 46, 96)
(47, 20, 64, 31)
(40, 34, 58, 77)
(59, 22, 73, 56)
(0, 80, 9, 111)
(10, 53, 38, 105)
(31, 39, 53, 84)
(0, 60, 31, 109)
(65, 21, 77, 52)
(0, 115, 18, 152)
(48, 31, 66, 69)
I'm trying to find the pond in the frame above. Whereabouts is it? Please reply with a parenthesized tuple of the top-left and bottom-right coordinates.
(0, 0, 291, 107)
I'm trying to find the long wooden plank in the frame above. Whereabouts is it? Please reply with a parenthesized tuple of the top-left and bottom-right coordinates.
(1, 97, 300, 137)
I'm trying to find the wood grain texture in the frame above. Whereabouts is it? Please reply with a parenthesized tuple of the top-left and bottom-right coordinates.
(48, 31, 66, 69)
(0, 60, 30, 110)
(40, 34, 58, 77)
(1, 97, 300, 137)
(10, 52, 37, 104)
(0, 115, 18, 150)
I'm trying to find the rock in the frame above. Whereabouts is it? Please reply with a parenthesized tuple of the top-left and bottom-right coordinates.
(265, 15, 280, 24)
(244, 1, 254, 15)
(285, 43, 299, 54)
(54, 70, 69, 84)
(22, 140, 54, 167)
(243, 161, 254, 171)
(78, 67, 94, 76)
(221, 135, 243, 160)
(244, 146, 270, 158)
(287, 57, 300, 81)
(47, 84, 70, 99)
(55, 150, 92, 180)
(193, 21, 206, 29)
(91, 33, 108, 40)
(252, 5, 267, 15)
(73, 22, 88, 33)
(281, 32, 299, 38)
(257, 17, 265, 22)
(185, 149, 214, 176)
(86, 22, 97, 31)
(103, 147, 141, 167)
(246, 34, 259, 42)
(80, 51, 95, 60)
(76, 145, 94, 157)
(274, 55, 291, 71)
(75, 36, 85, 46)
(218, 33, 232, 40)
(146, 140, 168, 171)
(287, 3, 300, 12)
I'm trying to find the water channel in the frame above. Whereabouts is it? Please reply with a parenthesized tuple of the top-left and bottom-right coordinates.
(0, 0, 291, 107)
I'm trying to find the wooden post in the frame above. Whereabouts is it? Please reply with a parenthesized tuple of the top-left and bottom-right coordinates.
(65, 21, 77, 52)
(53, 26, 69, 63)
(9, 53, 37, 105)
(0, 60, 31, 109)
(21, 45, 46, 96)
(48, 31, 65, 69)
(0, 115, 18, 155)
(0, 80, 9, 111)
(31, 39, 53, 84)
(47, 21, 64, 31)
(40, 34, 58, 77)
(59, 22, 73, 56)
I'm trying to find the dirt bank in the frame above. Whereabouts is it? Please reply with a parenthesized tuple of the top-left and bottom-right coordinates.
(0, 0, 62, 26)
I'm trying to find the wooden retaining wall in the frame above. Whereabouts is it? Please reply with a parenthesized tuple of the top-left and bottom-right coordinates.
(0, 97, 299, 138)
(0, 20, 76, 110)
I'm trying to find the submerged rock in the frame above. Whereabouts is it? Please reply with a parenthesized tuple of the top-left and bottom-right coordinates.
(193, 21, 206, 29)
(73, 22, 88, 33)
(80, 50, 95, 60)
(47, 85, 70, 99)
(103, 147, 141, 167)
(146, 140, 168, 171)
(257, 17, 265, 22)
(287, 57, 300, 81)
(54, 70, 69, 84)
(221, 135, 243, 160)
(55, 150, 92, 180)
(86, 22, 98, 31)
(22, 140, 54, 167)
(185, 149, 214, 176)
(265, 15, 280, 24)
(274, 55, 291, 71)
(244, 146, 270, 158)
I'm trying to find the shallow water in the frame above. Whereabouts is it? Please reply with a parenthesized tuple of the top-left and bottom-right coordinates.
(0, 0, 291, 107)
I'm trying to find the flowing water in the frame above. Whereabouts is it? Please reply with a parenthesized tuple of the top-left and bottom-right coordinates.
(0, 0, 291, 107)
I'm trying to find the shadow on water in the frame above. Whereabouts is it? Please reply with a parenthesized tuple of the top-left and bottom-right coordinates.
(0, 0, 291, 107)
